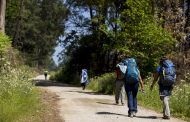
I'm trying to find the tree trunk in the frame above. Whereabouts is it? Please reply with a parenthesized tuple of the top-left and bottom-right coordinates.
(0, 0, 6, 33)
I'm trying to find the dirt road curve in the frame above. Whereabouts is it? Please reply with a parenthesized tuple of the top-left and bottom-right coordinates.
(35, 75, 186, 122)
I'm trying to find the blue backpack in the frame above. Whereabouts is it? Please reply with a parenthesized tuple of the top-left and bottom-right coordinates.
(123, 58, 139, 84)
(159, 60, 176, 86)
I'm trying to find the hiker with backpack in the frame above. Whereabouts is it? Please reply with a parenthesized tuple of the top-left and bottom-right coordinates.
(80, 69, 88, 90)
(115, 62, 126, 105)
(150, 57, 176, 120)
(123, 57, 144, 117)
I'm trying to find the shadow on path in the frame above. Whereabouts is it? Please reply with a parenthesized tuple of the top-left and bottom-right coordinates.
(135, 115, 159, 119)
(33, 80, 69, 87)
(67, 90, 101, 95)
(96, 112, 127, 117)
(96, 112, 159, 119)
(96, 102, 118, 106)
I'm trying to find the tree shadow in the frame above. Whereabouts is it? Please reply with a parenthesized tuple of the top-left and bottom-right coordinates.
(66, 90, 101, 95)
(33, 80, 69, 87)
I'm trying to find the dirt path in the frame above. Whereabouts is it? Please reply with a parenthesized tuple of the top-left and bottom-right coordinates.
(35, 75, 186, 122)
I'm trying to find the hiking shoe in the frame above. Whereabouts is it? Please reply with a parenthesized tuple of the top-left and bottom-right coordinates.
(132, 112, 136, 117)
(128, 113, 133, 118)
(163, 116, 170, 120)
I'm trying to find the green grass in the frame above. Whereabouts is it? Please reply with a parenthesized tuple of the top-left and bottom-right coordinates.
(87, 73, 115, 94)
(137, 79, 190, 121)
(0, 65, 40, 122)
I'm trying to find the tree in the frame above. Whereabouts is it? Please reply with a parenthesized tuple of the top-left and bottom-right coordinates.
(6, 0, 68, 68)
(0, 0, 6, 33)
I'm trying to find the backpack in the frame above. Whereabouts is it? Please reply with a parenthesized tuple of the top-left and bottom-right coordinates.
(123, 58, 139, 84)
(159, 60, 176, 86)
(117, 62, 127, 78)
(81, 69, 88, 83)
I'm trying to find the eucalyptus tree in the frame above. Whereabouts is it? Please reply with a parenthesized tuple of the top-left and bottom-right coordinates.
(0, 0, 6, 33)
(6, 0, 68, 67)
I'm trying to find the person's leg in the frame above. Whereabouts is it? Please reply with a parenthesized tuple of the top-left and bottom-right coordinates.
(124, 84, 133, 115)
(120, 83, 125, 105)
(132, 83, 139, 114)
(115, 81, 120, 104)
(81, 83, 85, 90)
(163, 96, 170, 118)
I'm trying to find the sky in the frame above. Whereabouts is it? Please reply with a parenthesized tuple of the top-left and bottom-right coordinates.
(52, 44, 63, 65)
(52, 7, 90, 66)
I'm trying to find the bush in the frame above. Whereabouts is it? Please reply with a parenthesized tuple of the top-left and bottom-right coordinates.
(87, 73, 115, 94)
(0, 34, 40, 122)
(0, 63, 40, 122)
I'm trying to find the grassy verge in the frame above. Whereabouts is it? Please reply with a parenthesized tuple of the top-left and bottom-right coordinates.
(138, 79, 190, 121)
(0, 65, 41, 122)
(87, 73, 115, 94)
(87, 73, 190, 121)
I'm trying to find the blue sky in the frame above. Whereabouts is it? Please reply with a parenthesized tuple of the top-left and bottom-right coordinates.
(52, 44, 63, 65)
(52, 7, 90, 65)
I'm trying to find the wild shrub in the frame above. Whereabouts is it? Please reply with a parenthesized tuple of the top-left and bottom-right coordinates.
(0, 34, 40, 122)
(87, 73, 115, 94)
(138, 78, 190, 121)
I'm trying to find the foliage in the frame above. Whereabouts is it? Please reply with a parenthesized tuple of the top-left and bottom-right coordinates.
(0, 33, 11, 55)
(138, 79, 190, 121)
(0, 34, 41, 122)
(6, 0, 68, 67)
(87, 73, 115, 94)
(0, 60, 40, 121)
(54, 0, 177, 83)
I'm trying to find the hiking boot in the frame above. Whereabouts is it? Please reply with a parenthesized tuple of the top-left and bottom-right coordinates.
(163, 116, 170, 120)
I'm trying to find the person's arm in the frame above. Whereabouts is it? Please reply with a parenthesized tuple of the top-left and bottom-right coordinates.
(139, 74, 144, 91)
(150, 72, 159, 91)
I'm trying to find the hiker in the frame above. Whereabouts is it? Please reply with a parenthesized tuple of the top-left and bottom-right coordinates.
(150, 57, 176, 120)
(44, 70, 48, 80)
(80, 69, 88, 90)
(123, 57, 144, 117)
(115, 62, 126, 105)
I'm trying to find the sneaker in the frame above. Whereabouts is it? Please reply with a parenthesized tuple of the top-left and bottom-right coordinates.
(163, 116, 170, 120)
(133, 112, 136, 117)
(128, 113, 133, 118)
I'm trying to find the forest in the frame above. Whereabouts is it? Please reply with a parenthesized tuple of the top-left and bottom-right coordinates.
(50, 0, 190, 84)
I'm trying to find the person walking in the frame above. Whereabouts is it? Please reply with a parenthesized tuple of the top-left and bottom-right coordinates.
(115, 62, 126, 105)
(44, 70, 48, 80)
(123, 57, 144, 118)
(80, 69, 88, 90)
(150, 57, 176, 120)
